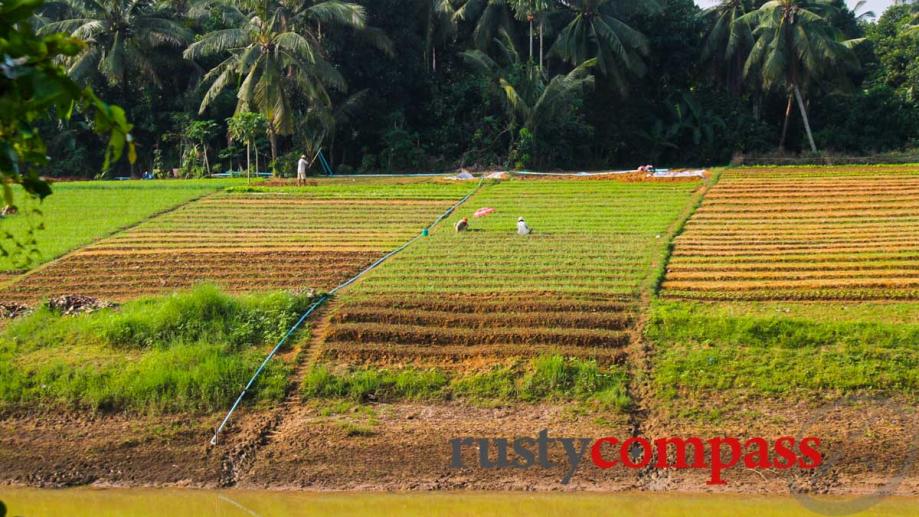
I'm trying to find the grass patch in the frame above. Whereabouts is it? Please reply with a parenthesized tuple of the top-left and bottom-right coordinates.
(648, 300, 919, 397)
(302, 366, 449, 401)
(337, 421, 378, 437)
(0, 285, 316, 412)
(302, 355, 631, 410)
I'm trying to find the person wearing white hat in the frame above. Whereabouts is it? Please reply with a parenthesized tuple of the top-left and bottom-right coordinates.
(297, 154, 308, 185)
(517, 216, 531, 236)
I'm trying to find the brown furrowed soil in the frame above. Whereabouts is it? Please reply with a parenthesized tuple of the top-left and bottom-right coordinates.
(0, 251, 378, 303)
(319, 294, 638, 370)
(0, 191, 459, 304)
(325, 296, 639, 362)
(662, 166, 919, 301)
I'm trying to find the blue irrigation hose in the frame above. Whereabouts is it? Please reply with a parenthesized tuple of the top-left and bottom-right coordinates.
(210, 294, 328, 445)
(209, 176, 487, 445)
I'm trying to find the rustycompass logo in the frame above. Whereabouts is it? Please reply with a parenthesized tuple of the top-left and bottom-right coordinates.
(450, 429, 823, 485)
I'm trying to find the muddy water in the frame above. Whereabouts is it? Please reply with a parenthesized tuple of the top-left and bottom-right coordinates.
(0, 488, 917, 516)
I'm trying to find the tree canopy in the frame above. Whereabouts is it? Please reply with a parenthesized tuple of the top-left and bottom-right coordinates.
(16, 0, 919, 176)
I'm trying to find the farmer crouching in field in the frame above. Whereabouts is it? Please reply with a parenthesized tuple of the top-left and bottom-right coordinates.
(517, 217, 532, 235)
(297, 154, 308, 186)
(455, 217, 468, 232)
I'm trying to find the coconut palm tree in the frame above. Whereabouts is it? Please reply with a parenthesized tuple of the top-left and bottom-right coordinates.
(740, 0, 861, 152)
(462, 31, 595, 161)
(509, 0, 551, 71)
(454, 0, 516, 51)
(185, 1, 391, 165)
(549, 0, 652, 93)
(701, 0, 755, 95)
(38, 0, 192, 89)
(423, 0, 458, 72)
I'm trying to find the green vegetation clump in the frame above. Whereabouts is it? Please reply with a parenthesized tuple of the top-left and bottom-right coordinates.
(648, 300, 919, 397)
(302, 367, 449, 401)
(301, 355, 631, 411)
(0, 285, 315, 412)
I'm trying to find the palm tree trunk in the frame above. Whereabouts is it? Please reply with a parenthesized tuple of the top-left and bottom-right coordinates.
(202, 142, 211, 175)
(246, 140, 251, 184)
(268, 128, 279, 176)
(779, 93, 794, 151)
(507, 123, 516, 165)
(794, 85, 818, 154)
(529, 19, 534, 64)
(539, 19, 544, 71)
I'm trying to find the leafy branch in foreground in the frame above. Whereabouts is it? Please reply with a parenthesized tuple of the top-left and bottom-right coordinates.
(1, 0, 135, 263)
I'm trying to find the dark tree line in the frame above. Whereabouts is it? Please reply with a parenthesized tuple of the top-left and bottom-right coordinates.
(31, 0, 919, 176)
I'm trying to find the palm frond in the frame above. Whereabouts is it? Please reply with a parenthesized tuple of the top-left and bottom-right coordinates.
(184, 28, 252, 60)
(302, 1, 366, 29)
(134, 16, 194, 46)
(274, 31, 318, 63)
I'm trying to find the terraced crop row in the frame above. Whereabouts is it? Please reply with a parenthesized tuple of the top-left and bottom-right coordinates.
(318, 179, 701, 369)
(662, 165, 919, 301)
(0, 183, 470, 304)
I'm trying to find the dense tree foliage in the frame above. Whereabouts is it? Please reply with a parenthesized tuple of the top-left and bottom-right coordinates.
(27, 0, 919, 175)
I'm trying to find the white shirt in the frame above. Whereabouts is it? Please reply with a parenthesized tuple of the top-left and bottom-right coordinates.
(517, 221, 531, 235)
(297, 158, 308, 175)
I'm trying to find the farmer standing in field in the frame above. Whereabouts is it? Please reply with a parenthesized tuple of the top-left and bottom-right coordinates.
(297, 154, 308, 186)
(517, 217, 532, 235)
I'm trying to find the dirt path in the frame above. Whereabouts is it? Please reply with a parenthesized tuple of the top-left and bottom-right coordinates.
(216, 300, 338, 487)
(622, 172, 721, 489)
